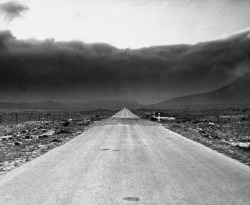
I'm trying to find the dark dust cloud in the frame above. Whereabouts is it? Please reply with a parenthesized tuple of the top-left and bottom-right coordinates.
(0, 1, 29, 22)
(0, 29, 250, 104)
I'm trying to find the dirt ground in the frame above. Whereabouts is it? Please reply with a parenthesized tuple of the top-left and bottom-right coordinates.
(0, 110, 116, 175)
(162, 121, 250, 166)
(134, 108, 250, 166)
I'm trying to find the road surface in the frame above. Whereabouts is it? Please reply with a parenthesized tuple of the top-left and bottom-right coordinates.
(0, 108, 249, 204)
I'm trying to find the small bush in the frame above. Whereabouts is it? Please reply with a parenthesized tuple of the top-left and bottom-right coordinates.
(62, 121, 70, 127)
(56, 129, 71, 134)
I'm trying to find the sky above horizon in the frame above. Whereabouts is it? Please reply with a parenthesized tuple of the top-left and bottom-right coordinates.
(1, 0, 250, 48)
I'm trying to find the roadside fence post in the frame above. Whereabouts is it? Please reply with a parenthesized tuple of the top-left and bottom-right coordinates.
(15, 113, 18, 124)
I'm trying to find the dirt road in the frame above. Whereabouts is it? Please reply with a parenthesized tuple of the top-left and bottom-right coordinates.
(0, 108, 249, 204)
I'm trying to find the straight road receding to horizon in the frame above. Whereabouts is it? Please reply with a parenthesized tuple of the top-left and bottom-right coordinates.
(0, 108, 249, 204)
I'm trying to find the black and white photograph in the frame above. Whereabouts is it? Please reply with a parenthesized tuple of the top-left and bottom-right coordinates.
(0, 0, 250, 204)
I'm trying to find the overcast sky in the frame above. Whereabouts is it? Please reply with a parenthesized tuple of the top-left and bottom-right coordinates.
(1, 0, 250, 48)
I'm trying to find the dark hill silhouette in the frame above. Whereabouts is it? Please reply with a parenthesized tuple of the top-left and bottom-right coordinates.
(0, 101, 66, 110)
(67, 100, 141, 110)
(0, 100, 142, 110)
(152, 73, 250, 108)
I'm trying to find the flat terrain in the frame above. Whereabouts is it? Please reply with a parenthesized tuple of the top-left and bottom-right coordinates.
(0, 109, 249, 204)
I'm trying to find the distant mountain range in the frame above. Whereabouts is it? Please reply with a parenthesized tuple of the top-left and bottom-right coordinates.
(67, 100, 141, 110)
(0, 100, 141, 110)
(1, 73, 249, 110)
(152, 73, 250, 108)
(1, 73, 250, 110)
(0, 101, 66, 110)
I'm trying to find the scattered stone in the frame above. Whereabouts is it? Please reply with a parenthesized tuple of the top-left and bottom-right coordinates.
(39, 135, 48, 139)
(1, 135, 13, 141)
(0, 110, 113, 176)
(14, 141, 22, 146)
(52, 139, 62, 143)
(24, 135, 33, 140)
(231, 142, 250, 148)
(123, 197, 140, 202)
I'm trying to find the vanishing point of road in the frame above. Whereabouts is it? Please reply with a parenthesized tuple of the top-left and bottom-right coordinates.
(0, 109, 249, 204)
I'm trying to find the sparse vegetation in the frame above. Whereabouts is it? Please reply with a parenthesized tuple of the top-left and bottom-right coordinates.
(0, 109, 117, 175)
(134, 107, 250, 166)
